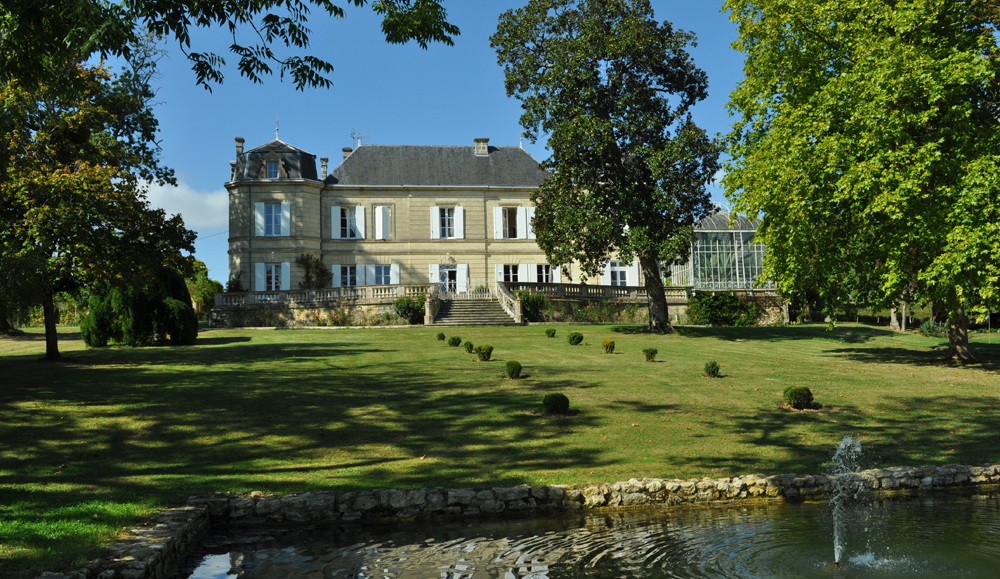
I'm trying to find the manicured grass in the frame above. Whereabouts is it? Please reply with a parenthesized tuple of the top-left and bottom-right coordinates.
(4, 323, 1000, 576)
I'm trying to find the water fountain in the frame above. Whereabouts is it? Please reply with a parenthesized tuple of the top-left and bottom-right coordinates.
(829, 435, 865, 567)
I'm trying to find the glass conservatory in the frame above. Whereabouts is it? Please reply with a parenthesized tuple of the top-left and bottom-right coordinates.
(669, 211, 774, 290)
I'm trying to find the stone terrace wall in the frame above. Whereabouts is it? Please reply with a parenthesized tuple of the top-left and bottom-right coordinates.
(39, 463, 1000, 578)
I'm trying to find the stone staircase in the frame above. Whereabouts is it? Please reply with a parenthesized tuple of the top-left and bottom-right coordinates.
(433, 298, 519, 326)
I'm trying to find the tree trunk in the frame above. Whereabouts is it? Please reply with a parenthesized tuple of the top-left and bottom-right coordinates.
(42, 290, 61, 361)
(946, 289, 974, 362)
(639, 254, 673, 333)
(900, 302, 907, 332)
(889, 307, 900, 331)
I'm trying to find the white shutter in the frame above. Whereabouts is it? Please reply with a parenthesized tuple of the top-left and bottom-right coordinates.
(429, 264, 439, 283)
(516, 207, 528, 239)
(493, 207, 504, 239)
(495, 264, 504, 282)
(457, 264, 469, 293)
(518, 263, 529, 281)
(628, 261, 640, 287)
(552, 266, 562, 284)
(527, 207, 536, 240)
(355, 206, 366, 239)
(280, 262, 291, 290)
(430, 206, 440, 239)
(255, 262, 266, 291)
(364, 264, 376, 286)
(601, 262, 611, 286)
(331, 205, 341, 239)
(526, 264, 538, 283)
(331, 265, 341, 288)
(454, 206, 465, 239)
(382, 206, 392, 239)
(390, 263, 400, 285)
(254, 202, 265, 236)
(374, 205, 388, 240)
(280, 202, 290, 236)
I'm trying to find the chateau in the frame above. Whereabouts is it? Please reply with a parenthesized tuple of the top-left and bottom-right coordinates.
(226, 136, 645, 294)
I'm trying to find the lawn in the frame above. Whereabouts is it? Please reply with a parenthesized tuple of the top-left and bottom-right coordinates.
(3, 323, 1000, 576)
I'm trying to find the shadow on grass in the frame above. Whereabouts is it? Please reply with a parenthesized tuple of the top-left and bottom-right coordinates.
(0, 336, 609, 575)
(611, 325, 651, 334)
(675, 324, 890, 344)
(829, 341, 1000, 373)
(677, 396, 1000, 476)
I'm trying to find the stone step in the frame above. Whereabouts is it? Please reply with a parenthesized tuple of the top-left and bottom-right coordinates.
(433, 298, 518, 326)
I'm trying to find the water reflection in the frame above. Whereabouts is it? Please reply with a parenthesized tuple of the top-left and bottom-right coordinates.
(188, 495, 1000, 578)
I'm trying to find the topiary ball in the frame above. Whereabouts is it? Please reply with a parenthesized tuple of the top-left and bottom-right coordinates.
(447, 336, 462, 347)
(545, 328, 556, 338)
(784, 386, 816, 410)
(463, 341, 474, 353)
(543, 393, 570, 415)
(474, 344, 494, 362)
(704, 360, 721, 377)
(504, 360, 522, 379)
(567, 332, 584, 345)
(436, 332, 446, 341)
(642, 348, 658, 362)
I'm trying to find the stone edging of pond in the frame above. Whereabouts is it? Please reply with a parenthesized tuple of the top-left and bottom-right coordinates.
(38, 462, 1000, 578)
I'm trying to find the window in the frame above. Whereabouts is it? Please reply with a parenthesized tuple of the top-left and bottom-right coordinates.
(264, 202, 282, 236)
(340, 265, 358, 287)
(265, 263, 282, 290)
(340, 207, 359, 239)
(537, 264, 552, 283)
(503, 264, 519, 283)
(503, 207, 518, 239)
(266, 160, 279, 179)
(373, 265, 391, 285)
(440, 207, 455, 239)
(608, 262, 629, 286)
(374, 206, 391, 240)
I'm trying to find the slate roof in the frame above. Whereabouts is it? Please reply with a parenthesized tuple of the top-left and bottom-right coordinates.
(231, 139, 318, 181)
(695, 210, 760, 231)
(327, 145, 549, 187)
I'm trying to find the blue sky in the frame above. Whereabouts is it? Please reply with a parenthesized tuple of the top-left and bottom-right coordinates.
(143, 1, 743, 282)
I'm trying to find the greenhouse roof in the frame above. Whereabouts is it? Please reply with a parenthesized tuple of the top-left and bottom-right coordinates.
(695, 211, 760, 232)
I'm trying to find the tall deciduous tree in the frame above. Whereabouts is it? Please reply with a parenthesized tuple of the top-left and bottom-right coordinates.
(492, 0, 720, 333)
(725, 0, 1000, 360)
(0, 57, 195, 360)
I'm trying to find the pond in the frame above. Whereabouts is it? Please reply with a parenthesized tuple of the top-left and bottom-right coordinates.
(186, 494, 1000, 578)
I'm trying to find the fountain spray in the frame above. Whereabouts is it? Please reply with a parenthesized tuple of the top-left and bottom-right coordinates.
(830, 435, 863, 566)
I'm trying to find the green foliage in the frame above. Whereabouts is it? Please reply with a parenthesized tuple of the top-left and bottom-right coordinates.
(602, 339, 615, 354)
(704, 360, 721, 378)
(725, 0, 1000, 360)
(542, 393, 570, 415)
(295, 253, 332, 289)
(447, 336, 462, 347)
(185, 264, 224, 319)
(517, 290, 548, 322)
(474, 344, 494, 362)
(686, 292, 762, 327)
(464, 341, 474, 353)
(567, 332, 584, 345)
(436, 332, 446, 341)
(504, 360, 523, 379)
(919, 320, 948, 338)
(393, 296, 425, 324)
(643, 348, 658, 362)
(80, 293, 114, 348)
(783, 386, 817, 410)
(159, 298, 198, 345)
(226, 275, 245, 293)
(545, 328, 556, 338)
(493, 0, 721, 331)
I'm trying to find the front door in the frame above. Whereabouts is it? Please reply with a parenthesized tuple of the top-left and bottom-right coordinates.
(439, 264, 458, 293)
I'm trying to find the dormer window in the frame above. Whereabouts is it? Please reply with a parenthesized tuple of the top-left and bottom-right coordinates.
(266, 160, 279, 179)
(474, 137, 489, 156)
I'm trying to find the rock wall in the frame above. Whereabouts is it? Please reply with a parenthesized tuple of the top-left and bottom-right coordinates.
(39, 463, 1000, 578)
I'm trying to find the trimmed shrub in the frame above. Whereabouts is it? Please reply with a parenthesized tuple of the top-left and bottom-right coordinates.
(545, 328, 556, 338)
(159, 297, 198, 345)
(517, 290, 549, 322)
(393, 295, 425, 324)
(504, 360, 523, 379)
(463, 341, 474, 353)
(642, 348, 657, 362)
(447, 336, 462, 347)
(602, 339, 615, 354)
(567, 332, 584, 345)
(918, 319, 948, 338)
(687, 292, 762, 327)
(704, 360, 721, 378)
(436, 332, 446, 341)
(543, 393, 570, 415)
(81, 293, 115, 348)
(475, 344, 494, 362)
(784, 386, 817, 410)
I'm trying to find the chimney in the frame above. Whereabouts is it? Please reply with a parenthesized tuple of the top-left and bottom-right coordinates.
(235, 136, 245, 156)
(342, 147, 353, 161)
(474, 137, 489, 156)
(320, 157, 329, 178)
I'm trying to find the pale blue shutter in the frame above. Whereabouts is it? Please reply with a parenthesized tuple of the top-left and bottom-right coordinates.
(430, 207, 440, 239)
(454, 206, 465, 239)
(280, 262, 290, 290)
(493, 207, 504, 239)
(280, 202, 290, 236)
(254, 202, 265, 236)
(389, 263, 400, 285)
(355, 206, 366, 239)
(331, 205, 341, 239)
(331, 265, 342, 288)
(254, 263, 266, 291)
